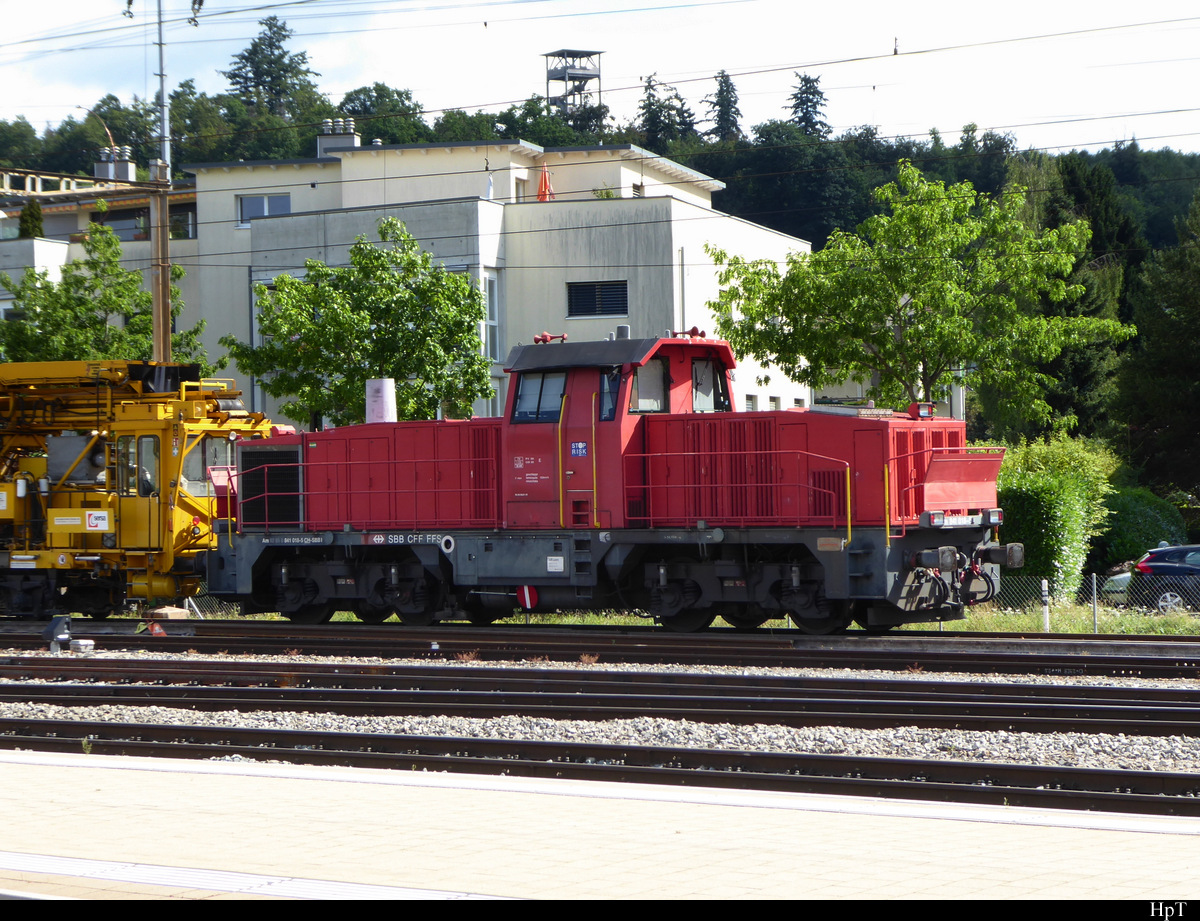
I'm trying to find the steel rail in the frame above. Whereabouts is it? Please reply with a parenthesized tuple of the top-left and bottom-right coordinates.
(2, 718, 1198, 816)
(4, 677, 1200, 736)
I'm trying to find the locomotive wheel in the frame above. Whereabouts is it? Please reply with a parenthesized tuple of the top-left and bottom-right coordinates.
(789, 603, 851, 635)
(852, 616, 896, 634)
(656, 609, 716, 633)
(286, 603, 335, 624)
(355, 601, 394, 625)
(720, 609, 771, 631)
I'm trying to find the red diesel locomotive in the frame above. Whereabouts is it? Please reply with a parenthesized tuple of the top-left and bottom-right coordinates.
(204, 330, 1023, 632)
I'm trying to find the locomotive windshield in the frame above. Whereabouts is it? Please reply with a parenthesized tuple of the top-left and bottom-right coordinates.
(692, 358, 731, 413)
(628, 358, 669, 413)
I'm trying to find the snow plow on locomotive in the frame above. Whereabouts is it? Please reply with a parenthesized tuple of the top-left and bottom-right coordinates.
(203, 330, 1023, 632)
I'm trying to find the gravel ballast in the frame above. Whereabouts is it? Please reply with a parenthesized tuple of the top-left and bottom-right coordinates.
(4, 648, 1200, 774)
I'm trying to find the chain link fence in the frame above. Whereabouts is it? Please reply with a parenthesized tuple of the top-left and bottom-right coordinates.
(995, 572, 1200, 615)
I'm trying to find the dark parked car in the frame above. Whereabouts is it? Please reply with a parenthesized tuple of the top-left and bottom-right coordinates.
(1128, 546, 1200, 613)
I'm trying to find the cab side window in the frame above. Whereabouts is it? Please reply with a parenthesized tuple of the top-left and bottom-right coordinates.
(598, 368, 621, 421)
(512, 371, 568, 423)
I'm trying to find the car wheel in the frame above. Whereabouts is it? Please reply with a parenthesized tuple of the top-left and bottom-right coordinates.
(1156, 589, 1187, 614)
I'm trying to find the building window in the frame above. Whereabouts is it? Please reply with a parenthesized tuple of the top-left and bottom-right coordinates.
(170, 204, 198, 240)
(567, 281, 627, 318)
(237, 194, 290, 226)
(481, 272, 500, 362)
(745, 395, 757, 412)
(94, 207, 149, 242)
(768, 396, 780, 412)
(514, 179, 528, 203)
(793, 397, 806, 409)
(632, 183, 645, 198)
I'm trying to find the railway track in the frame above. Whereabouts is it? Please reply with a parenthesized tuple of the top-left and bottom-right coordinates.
(3, 619, 1200, 676)
(2, 657, 1200, 736)
(3, 628, 1199, 816)
(4, 717, 1199, 817)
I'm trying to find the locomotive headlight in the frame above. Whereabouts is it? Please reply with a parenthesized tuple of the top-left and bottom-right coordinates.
(982, 508, 1004, 527)
(920, 511, 945, 528)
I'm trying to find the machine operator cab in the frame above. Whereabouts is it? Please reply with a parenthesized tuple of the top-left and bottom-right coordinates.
(501, 329, 737, 530)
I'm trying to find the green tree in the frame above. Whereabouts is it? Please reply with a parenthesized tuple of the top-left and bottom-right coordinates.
(0, 117, 41, 167)
(708, 162, 1132, 423)
(221, 218, 493, 427)
(703, 71, 743, 142)
(495, 96, 579, 148)
(17, 200, 42, 238)
(636, 75, 697, 153)
(0, 219, 207, 366)
(1119, 191, 1200, 494)
(980, 153, 1146, 440)
(431, 109, 499, 143)
(339, 84, 431, 145)
(221, 16, 319, 119)
(787, 73, 830, 138)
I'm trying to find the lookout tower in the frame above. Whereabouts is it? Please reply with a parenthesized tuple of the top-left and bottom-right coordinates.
(544, 49, 603, 117)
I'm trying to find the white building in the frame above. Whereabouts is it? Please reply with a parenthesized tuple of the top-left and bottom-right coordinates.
(2, 132, 815, 423)
(183, 129, 813, 420)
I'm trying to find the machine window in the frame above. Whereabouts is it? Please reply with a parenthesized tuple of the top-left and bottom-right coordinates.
(117, 435, 159, 497)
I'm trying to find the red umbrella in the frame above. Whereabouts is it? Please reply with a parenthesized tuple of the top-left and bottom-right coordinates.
(537, 162, 555, 202)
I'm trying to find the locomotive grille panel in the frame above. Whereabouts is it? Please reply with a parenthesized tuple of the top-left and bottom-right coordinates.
(239, 448, 301, 529)
(810, 469, 845, 520)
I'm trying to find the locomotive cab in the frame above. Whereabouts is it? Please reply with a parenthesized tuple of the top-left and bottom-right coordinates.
(501, 331, 736, 530)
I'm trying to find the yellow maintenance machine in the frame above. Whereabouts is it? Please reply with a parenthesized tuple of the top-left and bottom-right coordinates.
(0, 360, 276, 618)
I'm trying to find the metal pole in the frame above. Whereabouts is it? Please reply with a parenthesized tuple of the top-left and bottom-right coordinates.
(1041, 579, 1050, 632)
(150, 159, 171, 362)
(1092, 572, 1098, 634)
(156, 0, 170, 172)
(151, 0, 172, 362)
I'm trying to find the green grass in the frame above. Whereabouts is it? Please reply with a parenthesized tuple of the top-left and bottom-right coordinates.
(898, 603, 1200, 635)
(113, 598, 1200, 636)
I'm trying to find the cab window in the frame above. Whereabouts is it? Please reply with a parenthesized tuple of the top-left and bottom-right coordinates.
(180, 435, 233, 496)
(628, 358, 668, 413)
(117, 435, 159, 497)
(692, 359, 731, 413)
(598, 368, 621, 421)
(512, 371, 567, 423)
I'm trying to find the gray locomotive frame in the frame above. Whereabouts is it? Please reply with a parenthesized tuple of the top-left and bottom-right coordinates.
(203, 520, 1007, 628)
